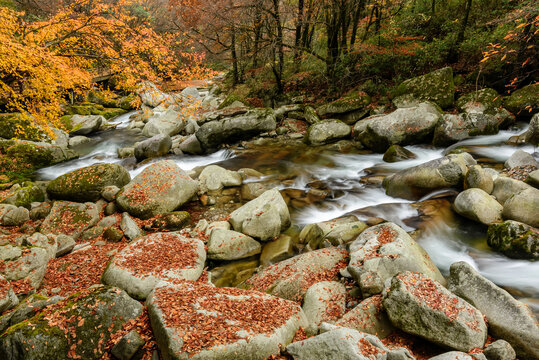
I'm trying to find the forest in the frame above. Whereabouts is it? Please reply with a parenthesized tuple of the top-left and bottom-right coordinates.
(0, 1, 538, 360)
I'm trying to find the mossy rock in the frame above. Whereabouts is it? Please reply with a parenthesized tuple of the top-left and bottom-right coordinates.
(119, 94, 138, 110)
(487, 220, 539, 260)
(456, 88, 502, 113)
(66, 103, 127, 120)
(383, 145, 417, 163)
(40, 201, 100, 239)
(218, 94, 246, 109)
(504, 84, 539, 118)
(6, 142, 55, 168)
(1, 183, 44, 209)
(393, 67, 455, 109)
(47, 163, 131, 202)
(0, 113, 46, 141)
(0, 286, 143, 360)
(317, 92, 371, 118)
(152, 211, 191, 231)
(87, 90, 121, 108)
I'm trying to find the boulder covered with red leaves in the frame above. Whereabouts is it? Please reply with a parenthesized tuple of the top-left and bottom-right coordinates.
(146, 281, 307, 360)
(347, 222, 445, 297)
(243, 247, 348, 302)
(101, 232, 206, 300)
(335, 295, 395, 339)
(46, 163, 131, 202)
(0, 286, 143, 360)
(302, 281, 346, 335)
(116, 160, 198, 219)
(382, 271, 487, 352)
(0, 276, 19, 314)
(40, 200, 100, 239)
(229, 188, 291, 241)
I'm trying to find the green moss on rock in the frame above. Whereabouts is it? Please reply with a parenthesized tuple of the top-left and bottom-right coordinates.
(487, 220, 539, 260)
(504, 84, 539, 117)
(393, 67, 455, 109)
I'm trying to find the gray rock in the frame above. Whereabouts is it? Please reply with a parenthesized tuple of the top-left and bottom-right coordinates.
(207, 229, 261, 261)
(483, 340, 516, 360)
(68, 135, 92, 147)
(0, 204, 29, 226)
(136, 81, 170, 107)
(244, 247, 348, 302)
(383, 271, 487, 352)
(392, 67, 455, 109)
(383, 152, 476, 200)
(0, 293, 63, 333)
(383, 145, 417, 163)
(70, 114, 105, 135)
(504, 150, 538, 169)
(101, 185, 120, 201)
(357, 103, 442, 152)
(0, 244, 52, 289)
(181, 86, 200, 99)
(118, 147, 135, 158)
(101, 232, 206, 300)
(0, 277, 18, 314)
(55, 234, 76, 257)
(453, 188, 503, 225)
(134, 134, 172, 161)
(429, 352, 474, 360)
(97, 214, 119, 229)
(299, 216, 367, 250)
(198, 165, 242, 193)
(147, 282, 307, 360)
(347, 223, 445, 296)
(306, 119, 351, 146)
(304, 106, 320, 124)
(179, 134, 203, 154)
(525, 113, 539, 145)
(142, 108, 186, 137)
(502, 188, 539, 227)
(492, 177, 532, 205)
(433, 113, 500, 146)
(1, 183, 44, 209)
(0, 286, 143, 360)
(464, 165, 494, 194)
(29, 202, 51, 220)
(111, 330, 145, 360)
(487, 220, 539, 260)
(196, 108, 276, 149)
(116, 160, 198, 219)
(229, 188, 290, 241)
(40, 201, 99, 239)
(302, 281, 346, 335)
(241, 182, 270, 201)
(525, 169, 539, 188)
(456, 88, 502, 114)
(120, 212, 144, 241)
(448, 261, 539, 359)
(336, 295, 395, 339)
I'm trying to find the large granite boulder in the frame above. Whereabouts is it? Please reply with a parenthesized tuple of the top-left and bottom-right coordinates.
(134, 134, 172, 161)
(70, 115, 105, 135)
(198, 165, 242, 193)
(302, 281, 346, 335)
(392, 67, 455, 109)
(229, 188, 290, 241)
(243, 247, 348, 302)
(147, 282, 307, 360)
(206, 229, 261, 261)
(142, 108, 186, 137)
(504, 83, 539, 117)
(502, 188, 539, 227)
(453, 188, 503, 225)
(448, 261, 539, 359)
(335, 295, 395, 339)
(47, 163, 131, 202)
(0, 286, 143, 360)
(356, 102, 442, 152)
(196, 108, 276, 149)
(40, 201, 99, 239)
(4, 140, 78, 170)
(487, 220, 539, 260)
(383, 271, 487, 352)
(316, 92, 371, 124)
(383, 152, 476, 200)
(433, 113, 501, 146)
(306, 119, 351, 146)
(0, 204, 29, 226)
(116, 160, 198, 219)
(102, 232, 206, 300)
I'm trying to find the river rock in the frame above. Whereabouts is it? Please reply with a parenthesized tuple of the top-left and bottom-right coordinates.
(152, 211, 191, 231)
(429, 352, 474, 360)
(137, 81, 171, 108)
(260, 234, 295, 266)
(304, 106, 320, 124)
(120, 212, 144, 241)
(0, 277, 19, 314)
(502, 188, 539, 227)
(302, 281, 346, 335)
(392, 66, 455, 109)
(116, 160, 198, 219)
(70, 114, 105, 135)
(0, 293, 63, 333)
(464, 165, 494, 193)
(47, 163, 131, 202)
(383, 152, 476, 200)
(525, 169, 539, 188)
(335, 295, 395, 339)
(0, 204, 29, 226)
(68, 135, 92, 147)
(4, 140, 78, 170)
(492, 176, 532, 205)
(504, 83, 539, 117)
(448, 261, 539, 359)
(207, 229, 261, 261)
(347, 222, 445, 297)
(55, 234, 76, 257)
(383, 271, 487, 352)
(274, 104, 304, 120)
(196, 108, 276, 149)
(0, 286, 143, 360)
(135, 134, 172, 161)
(142, 108, 186, 137)
(0, 244, 50, 289)
(299, 216, 367, 250)
(453, 188, 503, 225)
(243, 247, 347, 302)
(456, 88, 502, 113)
(1, 183, 44, 209)
(198, 165, 242, 193)
(306, 119, 351, 146)
(102, 232, 205, 300)
(146, 281, 307, 360)
(111, 330, 145, 360)
(316, 92, 371, 124)
(229, 188, 290, 241)
(487, 220, 539, 260)
(179, 134, 203, 154)
(433, 113, 500, 146)
(286, 327, 407, 360)
(504, 149, 538, 169)
(483, 340, 516, 360)
(383, 145, 417, 162)
(40, 201, 99, 239)
(357, 102, 442, 152)
(525, 113, 539, 145)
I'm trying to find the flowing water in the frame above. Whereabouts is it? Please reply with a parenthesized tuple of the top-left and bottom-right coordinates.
(36, 115, 539, 308)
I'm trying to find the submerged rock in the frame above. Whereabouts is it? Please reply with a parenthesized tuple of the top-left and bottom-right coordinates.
(448, 261, 539, 359)
(101, 232, 206, 300)
(47, 163, 131, 202)
(383, 271, 487, 352)
(147, 282, 307, 360)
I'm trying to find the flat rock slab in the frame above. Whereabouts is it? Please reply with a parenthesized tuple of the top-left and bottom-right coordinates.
(147, 282, 307, 360)
(102, 232, 206, 300)
(243, 247, 348, 302)
(383, 271, 487, 352)
(40, 201, 99, 239)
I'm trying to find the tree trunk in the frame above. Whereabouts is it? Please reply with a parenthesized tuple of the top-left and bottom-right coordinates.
(456, 0, 472, 45)
(295, 0, 304, 62)
(230, 25, 239, 86)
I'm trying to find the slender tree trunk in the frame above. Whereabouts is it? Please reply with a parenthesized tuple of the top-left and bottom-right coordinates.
(295, 0, 304, 62)
(350, 0, 364, 46)
(456, 0, 472, 45)
(253, 4, 263, 68)
(431, 0, 436, 15)
(271, 0, 284, 94)
(230, 25, 239, 86)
